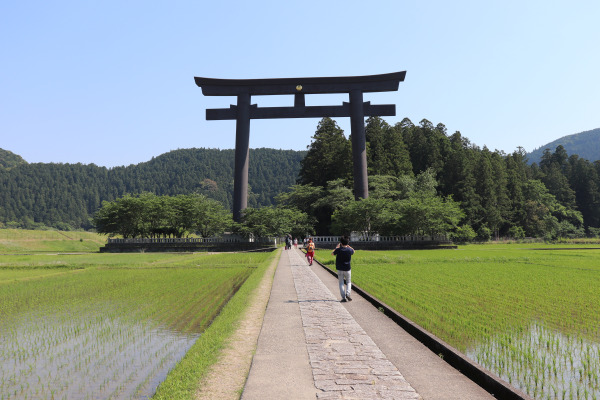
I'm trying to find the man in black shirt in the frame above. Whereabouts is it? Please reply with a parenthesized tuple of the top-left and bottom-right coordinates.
(332, 236, 355, 302)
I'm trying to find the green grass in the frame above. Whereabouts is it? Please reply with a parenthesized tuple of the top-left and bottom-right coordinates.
(316, 243, 600, 399)
(0, 229, 106, 253)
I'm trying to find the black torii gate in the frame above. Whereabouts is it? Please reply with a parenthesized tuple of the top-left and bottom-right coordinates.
(194, 71, 406, 221)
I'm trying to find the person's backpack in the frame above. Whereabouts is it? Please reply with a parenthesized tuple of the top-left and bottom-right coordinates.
(307, 242, 315, 251)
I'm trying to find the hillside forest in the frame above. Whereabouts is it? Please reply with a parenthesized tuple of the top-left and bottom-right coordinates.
(0, 148, 304, 230)
(1, 117, 600, 240)
(526, 127, 600, 165)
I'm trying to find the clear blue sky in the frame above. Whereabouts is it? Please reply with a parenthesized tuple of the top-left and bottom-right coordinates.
(2, 0, 599, 167)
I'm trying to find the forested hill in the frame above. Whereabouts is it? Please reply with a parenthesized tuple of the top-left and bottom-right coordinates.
(0, 148, 27, 170)
(527, 127, 600, 164)
(0, 147, 306, 230)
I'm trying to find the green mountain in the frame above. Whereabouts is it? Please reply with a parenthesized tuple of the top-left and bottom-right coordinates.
(0, 147, 306, 230)
(0, 148, 27, 170)
(527, 128, 600, 164)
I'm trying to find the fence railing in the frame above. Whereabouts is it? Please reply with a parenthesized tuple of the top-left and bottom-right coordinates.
(107, 236, 276, 244)
(107, 234, 449, 246)
(309, 235, 448, 243)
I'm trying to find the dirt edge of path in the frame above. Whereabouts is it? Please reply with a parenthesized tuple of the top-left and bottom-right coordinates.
(194, 249, 280, 400)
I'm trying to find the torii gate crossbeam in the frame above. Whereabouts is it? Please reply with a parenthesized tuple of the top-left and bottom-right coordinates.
(194, 71, 406, 222)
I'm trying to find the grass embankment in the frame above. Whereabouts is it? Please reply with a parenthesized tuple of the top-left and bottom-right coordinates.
(0, 229, 106, 253)
(316, 243, 600, 399)
(0, 233, 278, 400)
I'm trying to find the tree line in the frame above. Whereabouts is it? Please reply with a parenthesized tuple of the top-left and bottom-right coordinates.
(92, 193, 231, 238)
(291, 117, 600, 240)
(96, 117, 600, 242)
(2, 117, 600, 241)
(92, 192, 315, 240)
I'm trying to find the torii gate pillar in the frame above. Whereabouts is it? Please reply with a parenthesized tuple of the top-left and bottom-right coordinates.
(350, 89, 368, 200)
(195, 71, 406, 221)
(233, 93, 251, 220)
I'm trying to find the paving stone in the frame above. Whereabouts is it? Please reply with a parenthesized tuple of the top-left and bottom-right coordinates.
(316, 392, 343, 399)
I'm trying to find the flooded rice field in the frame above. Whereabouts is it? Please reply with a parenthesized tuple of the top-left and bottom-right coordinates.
(336, 245, 600, 400)
(0, 252, 258, 399)
(0, 308, 197, 399)
(468, 323, 600, 399)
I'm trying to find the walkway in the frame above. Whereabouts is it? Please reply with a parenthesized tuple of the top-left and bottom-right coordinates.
(242, 248, 493, 399)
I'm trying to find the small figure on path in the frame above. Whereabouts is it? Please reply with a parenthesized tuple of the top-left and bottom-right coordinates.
(305, 239, 315, 265)
(285, 234, 294, 250)
(332, 236, 355, 302)
(293, 238, 298, 248)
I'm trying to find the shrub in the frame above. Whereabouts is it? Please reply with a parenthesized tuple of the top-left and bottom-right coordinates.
(476, 225, 492, 242)
(452, 224, 476, 243)
(508, 226, 525, 240)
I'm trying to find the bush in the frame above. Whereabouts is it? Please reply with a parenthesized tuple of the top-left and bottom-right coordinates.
(452, 225, 476, 243)
(476, 225, 492, 242)
(508, 226, 525, 240)
(588, 227, 600, 238)
(555, 221, 585, 239)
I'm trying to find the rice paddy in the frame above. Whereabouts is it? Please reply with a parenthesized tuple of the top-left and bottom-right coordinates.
(4, 230, 598, 399)
(0, 251, 272, 399)
(317, 243, 600, 399)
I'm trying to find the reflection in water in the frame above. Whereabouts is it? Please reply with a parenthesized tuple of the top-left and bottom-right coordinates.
(0, 309, 198, 399)
(466, 323, 600, 399)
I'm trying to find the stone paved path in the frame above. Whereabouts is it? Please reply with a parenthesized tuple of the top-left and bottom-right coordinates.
(287, 249, 422, 400)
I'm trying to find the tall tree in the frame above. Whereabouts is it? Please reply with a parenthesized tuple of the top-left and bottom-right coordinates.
(504, 148, 530, 230)
(567, 155, 600, 229)
(489, 150, 511, 236)
(472, 148, 494, 230)
(365, 116, 412, 176)
(365, 116, 389, 174)
(298, 118, 352, 187)
(400, 119, 448, 175)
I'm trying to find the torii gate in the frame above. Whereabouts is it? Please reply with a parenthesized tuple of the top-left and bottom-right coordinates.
(194, 71, 406, 221)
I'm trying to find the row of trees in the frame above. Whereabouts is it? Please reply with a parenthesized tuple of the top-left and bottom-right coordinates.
(92, 192, 316, 240)
(278, 170, 463, 238)
(91, 173, 460, 241)
(91, 174, 467, 242)
(93, 193, 232, 238)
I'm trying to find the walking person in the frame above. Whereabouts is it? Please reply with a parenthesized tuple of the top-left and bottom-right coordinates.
(305, 238, 315, 265)
(332, 236, 355, 302)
